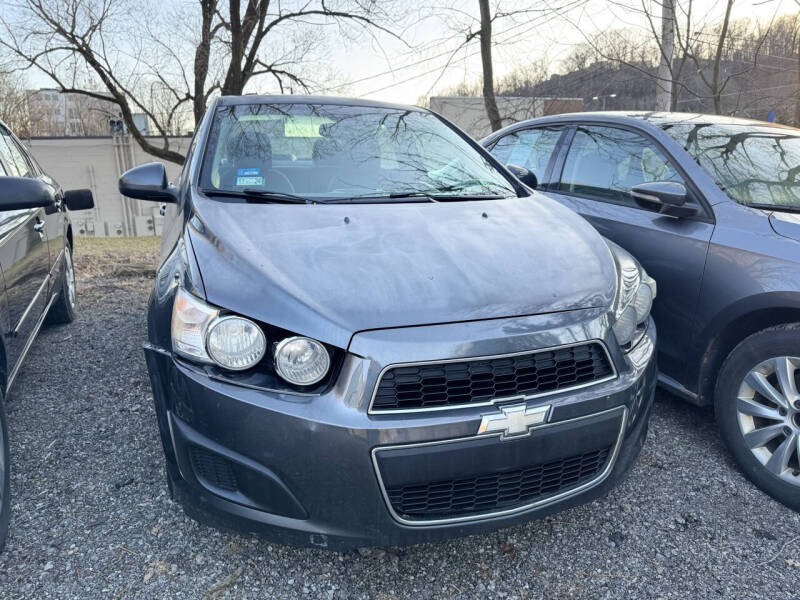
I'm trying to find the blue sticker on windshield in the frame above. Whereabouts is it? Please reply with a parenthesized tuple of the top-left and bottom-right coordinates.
(237, 168, 260, 176)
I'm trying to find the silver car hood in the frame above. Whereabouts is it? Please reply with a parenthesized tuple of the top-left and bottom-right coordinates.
(187, 193, 616, 350)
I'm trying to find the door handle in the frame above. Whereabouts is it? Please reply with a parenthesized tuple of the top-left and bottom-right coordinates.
(33, 219, 45, 235)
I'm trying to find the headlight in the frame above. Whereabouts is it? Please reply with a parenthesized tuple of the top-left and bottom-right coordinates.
(207, 316, 266, 371)
(274, 336, 330, 385)
(171, 288, 266, 371)
(607, 242, 657, 349)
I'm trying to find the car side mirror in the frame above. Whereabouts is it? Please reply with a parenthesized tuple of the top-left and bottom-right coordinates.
(63, 189, 95, 211)
(0, 176, 55, 211)
(630, 181, 696, 218)
(506, 164, 538, 189)
(119, 162, 177, 203)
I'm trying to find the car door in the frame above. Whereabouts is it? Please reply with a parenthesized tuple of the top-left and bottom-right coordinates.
(9, 136, 66, 285)
(544, 124, 714, 382)
(0, 126, 53, 373)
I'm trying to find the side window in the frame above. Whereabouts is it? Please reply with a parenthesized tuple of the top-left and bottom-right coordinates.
(490, 127, 562, 182)
(0, 129, 35, 178)
(556, 125, 684, 206)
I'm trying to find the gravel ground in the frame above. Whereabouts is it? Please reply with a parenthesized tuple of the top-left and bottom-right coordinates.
(0, 238, 799, 599)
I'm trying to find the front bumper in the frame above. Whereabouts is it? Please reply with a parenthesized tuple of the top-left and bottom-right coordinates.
(145, 308, 657, 549)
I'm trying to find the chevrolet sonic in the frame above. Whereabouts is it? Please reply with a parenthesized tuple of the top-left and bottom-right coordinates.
(120, 96, 657, 548)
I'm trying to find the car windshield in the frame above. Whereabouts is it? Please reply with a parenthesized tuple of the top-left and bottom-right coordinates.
(662, 122, 800, 209)
(199, 102, 517, 202)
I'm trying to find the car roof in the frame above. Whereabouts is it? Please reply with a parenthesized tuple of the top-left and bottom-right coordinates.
(486, 110, 800, 138)
(216, 94, 426, 113)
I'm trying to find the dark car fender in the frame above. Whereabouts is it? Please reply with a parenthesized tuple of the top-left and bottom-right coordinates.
(693, 290, 800, 405)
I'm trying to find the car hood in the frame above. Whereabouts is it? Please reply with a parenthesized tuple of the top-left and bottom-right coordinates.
(769, 211, 800, 242)
(187, 193, 616, 349)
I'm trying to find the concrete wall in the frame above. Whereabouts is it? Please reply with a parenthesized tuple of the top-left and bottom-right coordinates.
(429, 96, 583, 139)
(22, 136, 191, 237)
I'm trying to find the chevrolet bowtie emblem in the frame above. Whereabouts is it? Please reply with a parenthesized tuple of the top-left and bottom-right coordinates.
(477, 401, 551, 439)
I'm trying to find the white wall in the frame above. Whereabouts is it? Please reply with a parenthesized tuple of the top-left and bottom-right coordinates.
(23, 136, 191, 237)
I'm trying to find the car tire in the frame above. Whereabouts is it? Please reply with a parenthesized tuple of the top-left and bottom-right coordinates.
(46, 244, 76, 325)
(0, 388, 9, 553)
(714, 323, 800, 511)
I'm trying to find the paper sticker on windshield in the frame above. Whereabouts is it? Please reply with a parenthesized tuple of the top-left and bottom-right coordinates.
(237, 168, 260, 176)
(235, 176, 264, 186)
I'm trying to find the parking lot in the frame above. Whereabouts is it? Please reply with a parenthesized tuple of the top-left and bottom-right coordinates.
(0, 237, 797, 600)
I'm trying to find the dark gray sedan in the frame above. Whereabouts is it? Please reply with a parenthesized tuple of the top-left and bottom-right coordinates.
(483, 112, 800, 510)
(119, 96, 657, 548)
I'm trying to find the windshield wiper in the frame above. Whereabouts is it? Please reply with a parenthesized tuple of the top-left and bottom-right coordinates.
(320, 191, 437, 204)
(200, 188, 312, 204)
(432, 181, 515, 197)
(744, 202, 800, 214)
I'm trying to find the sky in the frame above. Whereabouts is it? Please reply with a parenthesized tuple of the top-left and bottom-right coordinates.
(315, 0, 800, 104)
(15, 0, 799, 107)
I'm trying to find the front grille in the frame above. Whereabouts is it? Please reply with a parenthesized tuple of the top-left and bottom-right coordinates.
(386, 446, 610, 520)
(189, 446, 239, 492)
(371, 342, 613, 412)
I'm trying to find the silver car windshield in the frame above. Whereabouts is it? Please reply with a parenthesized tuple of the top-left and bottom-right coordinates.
(199, 102, 517, 202)
(663, 122, 800, 209)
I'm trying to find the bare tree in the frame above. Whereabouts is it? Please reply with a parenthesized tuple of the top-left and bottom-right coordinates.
(478, 0, 502, 132)
(1, 0, 403, 164)
(0, 71, 31, 135)
(655, 0, 674, 110)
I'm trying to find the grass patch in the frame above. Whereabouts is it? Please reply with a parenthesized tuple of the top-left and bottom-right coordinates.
(74, 236, 160, 279)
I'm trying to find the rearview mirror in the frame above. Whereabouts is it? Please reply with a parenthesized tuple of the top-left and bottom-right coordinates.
(119, 162, 177, 202)
(0, 176, 55, 211)
(506, 164, 538, 189)
(64, 189, 95, 211)
(630, 181, 696, 218)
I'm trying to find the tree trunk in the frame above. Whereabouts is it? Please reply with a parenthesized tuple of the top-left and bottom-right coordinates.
(656, 0, 674, 112)
(193, 0, 215, 126)
(478, 0, 502, 132)
(796, 32, 800, 126)
(712, 0, 734, 114)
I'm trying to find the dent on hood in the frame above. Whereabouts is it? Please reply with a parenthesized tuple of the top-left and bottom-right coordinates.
(186, 194, 617, 350)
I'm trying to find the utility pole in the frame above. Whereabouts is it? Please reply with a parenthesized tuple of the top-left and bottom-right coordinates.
(478, 0, 503, 132)
(656, 0, 675, 111)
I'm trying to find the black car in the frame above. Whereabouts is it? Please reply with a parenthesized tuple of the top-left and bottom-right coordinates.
(120, 96, 657, 549)
(0, 120, 94, 551)
(482, 112, 800, 510)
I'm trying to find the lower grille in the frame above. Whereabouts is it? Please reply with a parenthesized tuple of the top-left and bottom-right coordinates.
(371, 342, 614, 412)
(386, 446, 610, 520)
(189, 446, 239, 492)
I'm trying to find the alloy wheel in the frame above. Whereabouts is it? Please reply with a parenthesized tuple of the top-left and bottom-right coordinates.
(736, 356, 800, 485)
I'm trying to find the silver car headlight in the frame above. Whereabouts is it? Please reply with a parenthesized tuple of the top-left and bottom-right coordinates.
(171, 288, 266, 371)
(607, 242, 657, 349)
(274, 336, 331, 386)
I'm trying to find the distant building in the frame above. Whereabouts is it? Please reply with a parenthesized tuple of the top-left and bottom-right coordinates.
(26, 88, 120, 136)
(429, 96, 583, 139)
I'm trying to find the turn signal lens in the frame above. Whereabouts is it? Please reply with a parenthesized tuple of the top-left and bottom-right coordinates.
(274, 336, 330, 386)
(206, 316, 267, 371)
(171, 288, 218, 362)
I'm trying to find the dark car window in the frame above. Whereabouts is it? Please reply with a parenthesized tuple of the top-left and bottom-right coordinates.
(556, 125, 684, 207)
(663, 122, 800, 209)
(200, 103, 517, 200)
(0, 128, 35, 178)
(489, 127, 562, 181)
